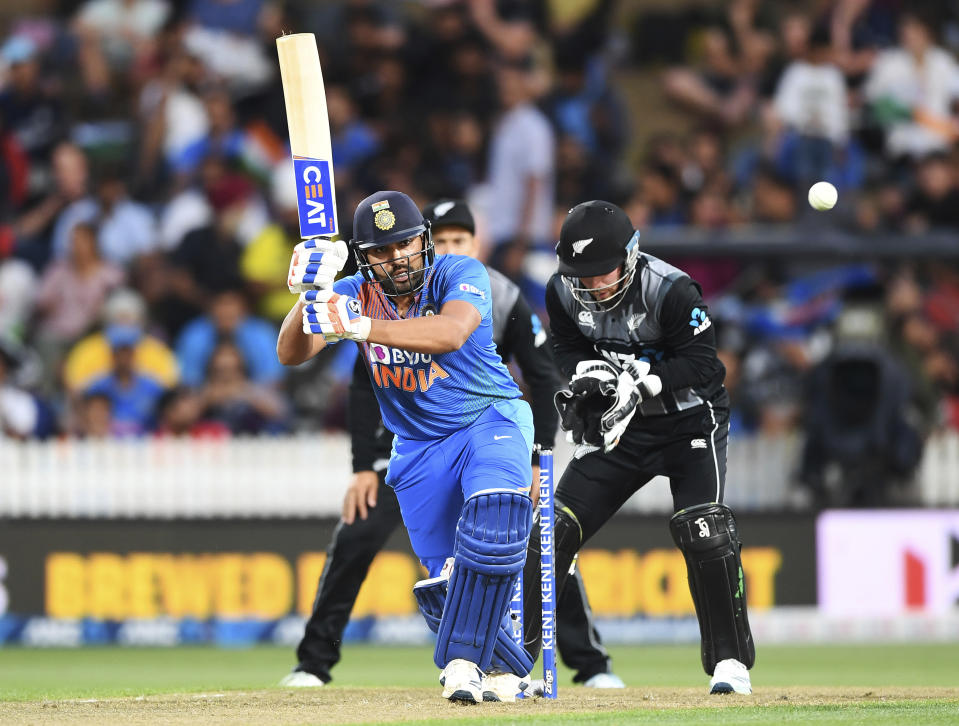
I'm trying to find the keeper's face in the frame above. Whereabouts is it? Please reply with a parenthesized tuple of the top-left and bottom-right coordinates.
(432, 227, 478, 258)
(579, 266, 623, 302)
(365, 235, 426, 296)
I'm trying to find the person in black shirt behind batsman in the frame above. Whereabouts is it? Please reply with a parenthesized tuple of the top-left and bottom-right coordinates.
(522, 200, 755, 695)
(281, 200, 623, 689)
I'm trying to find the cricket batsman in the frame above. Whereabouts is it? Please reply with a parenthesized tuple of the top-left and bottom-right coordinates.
(277, 191, 535, 703)
(281, 200, 623, 691)
(521, 200, 756, 695)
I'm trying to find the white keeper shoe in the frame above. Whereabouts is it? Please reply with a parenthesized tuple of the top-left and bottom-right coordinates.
(583, 672, 625, 688)
(439, 659, 483, 703)
(481, 672, 530, 702)
(279, 671, 325, 687)
(709, 659, 752, 695)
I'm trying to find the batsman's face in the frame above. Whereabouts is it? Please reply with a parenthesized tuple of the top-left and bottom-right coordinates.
(366, 235, 426, 296)
(580, 266, 623, 301)
(432, 227, 478, 258)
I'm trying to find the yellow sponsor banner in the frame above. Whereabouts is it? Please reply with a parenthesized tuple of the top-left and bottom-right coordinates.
(578, 547, 782, 615)
(47, 552, 296, 620)
(44, 547, 782, 619)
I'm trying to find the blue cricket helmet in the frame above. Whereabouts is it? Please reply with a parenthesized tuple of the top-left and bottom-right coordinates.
(353, 190, 429, 250)
(350, 190, 435, 296)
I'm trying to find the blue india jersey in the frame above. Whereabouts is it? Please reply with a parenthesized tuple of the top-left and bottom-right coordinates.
(332, 254, 522, 440)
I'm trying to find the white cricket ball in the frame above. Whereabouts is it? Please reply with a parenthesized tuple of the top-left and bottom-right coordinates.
(808, 181, 838, 211)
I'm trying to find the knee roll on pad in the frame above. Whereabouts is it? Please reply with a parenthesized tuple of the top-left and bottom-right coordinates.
(435, 490, 533, 673)
(670, 502, 755, 674)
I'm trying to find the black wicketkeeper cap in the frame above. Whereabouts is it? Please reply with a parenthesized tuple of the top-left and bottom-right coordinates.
(556, 200, 635, 278)
(422, 199, 475, 235)
(352, 190, 428, 250)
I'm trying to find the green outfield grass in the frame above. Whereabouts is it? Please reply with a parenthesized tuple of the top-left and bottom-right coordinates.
(0, 644, 957, 725)
(379, 703, 959, 726)
(0, 643, 957, 701)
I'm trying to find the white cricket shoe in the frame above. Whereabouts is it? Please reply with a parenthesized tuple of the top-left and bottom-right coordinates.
(439, 659, 483, 703)
(279, 671, 325, 687)
(481, 672, 530, 702)
(583, 672, 625, 688)
(709, 659, 752, 694)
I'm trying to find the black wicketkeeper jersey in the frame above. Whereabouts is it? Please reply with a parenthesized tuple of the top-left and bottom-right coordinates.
(546, 252, 728, 417)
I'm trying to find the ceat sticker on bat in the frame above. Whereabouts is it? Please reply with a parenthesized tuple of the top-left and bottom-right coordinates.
(293, 156, 337, 238)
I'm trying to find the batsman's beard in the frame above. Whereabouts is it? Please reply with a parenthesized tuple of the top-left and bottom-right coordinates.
(373, 253, 427, 297)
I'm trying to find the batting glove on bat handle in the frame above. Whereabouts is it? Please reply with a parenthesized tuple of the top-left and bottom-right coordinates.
(288, 238, 349, 293)
(301, 289, 372, 342)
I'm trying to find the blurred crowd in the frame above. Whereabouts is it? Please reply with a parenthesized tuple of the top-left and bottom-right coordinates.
(0, 0, 956, 501)
(640, 0, 959, 503)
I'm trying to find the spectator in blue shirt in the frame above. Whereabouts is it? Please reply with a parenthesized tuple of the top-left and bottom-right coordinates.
(176, 289, 283, 387)
(171, 87, 245, 180)
(51, 164, 157, 267)
(84, 325, 167, 435)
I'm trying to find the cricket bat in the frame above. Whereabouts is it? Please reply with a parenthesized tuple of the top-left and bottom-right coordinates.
(276, 33, 338, 240)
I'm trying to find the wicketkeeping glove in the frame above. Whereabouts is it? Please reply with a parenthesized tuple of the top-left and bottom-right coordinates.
(555, 359, 665, 454)
(599, 359, 664, 452)
(288, 238, 349, 293)
(554, 360, 619, 450)
(302, 289, 372, 342)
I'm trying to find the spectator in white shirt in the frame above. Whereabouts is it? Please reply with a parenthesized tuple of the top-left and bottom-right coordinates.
(0, 259, 36, 342)
(769, 24, 849, 186)
(484, 59, 555, 282)
(864, 12, 959, 159)
(74, 0, 171, 94)
(0, 343, 37, 439)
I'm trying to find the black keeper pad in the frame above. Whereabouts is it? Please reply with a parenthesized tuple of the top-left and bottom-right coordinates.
(669, 502, 755, 674)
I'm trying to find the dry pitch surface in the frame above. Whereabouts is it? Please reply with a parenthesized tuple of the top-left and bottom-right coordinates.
(2, 687, 957, 726)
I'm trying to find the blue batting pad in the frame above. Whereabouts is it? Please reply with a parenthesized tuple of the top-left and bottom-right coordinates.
(415, 574, 534, 676)
(434, 490, 532, 672)
(490, 609, 535, 676)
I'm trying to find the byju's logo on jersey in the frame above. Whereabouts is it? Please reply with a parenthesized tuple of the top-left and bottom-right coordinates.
(458, 283, 486, 300)
(689, 307, 712, 336)
(578, 310, 595, 327)
(368, 343, 431, 366)
(366, 343, 450, 392)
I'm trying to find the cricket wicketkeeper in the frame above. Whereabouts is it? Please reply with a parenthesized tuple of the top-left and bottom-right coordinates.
(521, 200, 756, 695)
